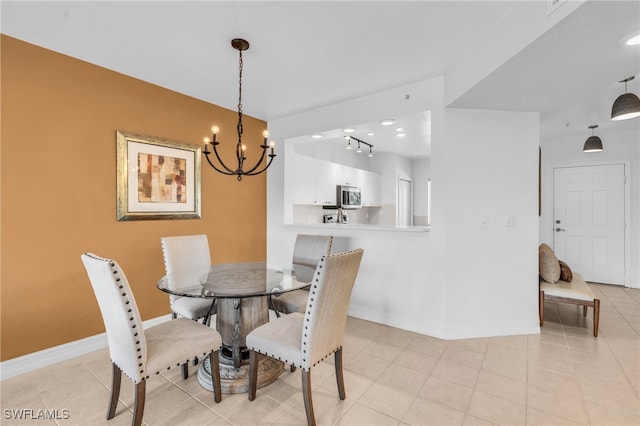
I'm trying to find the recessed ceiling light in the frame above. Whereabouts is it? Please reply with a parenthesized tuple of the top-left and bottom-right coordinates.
(395, 127, 404, 132)
(343, 128, 355, 133)
(311, 134, 322, 139)
(367, 132, 374, 136)
(627, 34, 640, 45)
(397, 133, 407, 137)
(380, 119, 396, 126)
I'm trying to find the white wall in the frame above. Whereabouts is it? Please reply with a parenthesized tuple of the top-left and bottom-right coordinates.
(267, 77, 541, 339)
(540, 126, 640, 288)
(442, 109, 540, 337)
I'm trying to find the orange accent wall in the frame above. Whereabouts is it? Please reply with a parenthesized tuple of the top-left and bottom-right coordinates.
(0, 35, 268, 361)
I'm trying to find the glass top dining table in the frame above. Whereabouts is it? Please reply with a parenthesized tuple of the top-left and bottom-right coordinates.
(156, 261, 313, 299)
(156, 261, 314, 390)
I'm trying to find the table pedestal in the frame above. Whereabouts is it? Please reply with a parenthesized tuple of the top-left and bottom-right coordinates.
(198, 295, 284, 393)
(197, 352, 283, 394)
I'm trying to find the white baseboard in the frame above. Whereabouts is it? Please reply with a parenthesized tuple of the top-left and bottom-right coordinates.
(0, 314, 171, 381)
(348, 304, 540, 340)
(348, 303, 449, 339)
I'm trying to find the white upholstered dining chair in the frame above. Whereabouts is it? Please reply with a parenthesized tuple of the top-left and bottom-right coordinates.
(247, 248, 364, 426)
(81, 253, 222, 426)
(160, 234, 215, 324)
(269, 234, 333, 316)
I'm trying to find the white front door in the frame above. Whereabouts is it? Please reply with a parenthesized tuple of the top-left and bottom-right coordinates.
(553, 164, 626, 285)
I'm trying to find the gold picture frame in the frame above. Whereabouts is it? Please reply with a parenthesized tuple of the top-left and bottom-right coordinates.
(116, 130, 201, 221)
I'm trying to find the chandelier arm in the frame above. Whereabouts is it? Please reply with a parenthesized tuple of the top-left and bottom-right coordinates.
(203, 153, 235, 175)
(244, 154, 276, 176)
(242, 148, 269, 175)
(210, 144, 238, 174)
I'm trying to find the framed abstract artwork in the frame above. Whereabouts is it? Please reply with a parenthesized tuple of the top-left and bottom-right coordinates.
(116, 130, 201, 221)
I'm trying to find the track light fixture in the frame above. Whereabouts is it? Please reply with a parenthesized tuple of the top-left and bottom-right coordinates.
(345, 136, 374, 157)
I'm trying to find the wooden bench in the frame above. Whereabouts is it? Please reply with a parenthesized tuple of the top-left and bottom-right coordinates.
(539, 272, 600, 337)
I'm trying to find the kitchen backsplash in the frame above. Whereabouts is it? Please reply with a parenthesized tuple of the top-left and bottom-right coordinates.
(293, 204, 396, 226)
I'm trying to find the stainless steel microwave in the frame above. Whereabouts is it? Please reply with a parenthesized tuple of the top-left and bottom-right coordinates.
(336, 185, 361, 209)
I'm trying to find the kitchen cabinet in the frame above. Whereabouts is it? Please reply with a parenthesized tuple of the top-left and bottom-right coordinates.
(293, 155, 381, 207)
(359, 169, 382, 206)
(315, 160, 340, 206)
(293, 155, 317, 205)
(336, 165, 358, 187)
(293, 155, 338, 206)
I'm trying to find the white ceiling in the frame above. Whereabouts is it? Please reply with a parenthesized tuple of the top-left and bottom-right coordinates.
(2, 1, 639, 155)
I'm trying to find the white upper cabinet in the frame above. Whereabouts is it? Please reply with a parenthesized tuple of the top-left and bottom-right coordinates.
(336, 165, 358, 187)
(359, 169, 382, 206)
(315, 160, 340, 206)
(293, 154, 317, 205)
(293, 154, 381, 207)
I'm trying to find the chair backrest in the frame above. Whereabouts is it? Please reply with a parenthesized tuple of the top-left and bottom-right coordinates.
(292, 234, 333, 283)
(301, 248, 363, 369)
(81, 253, 147, 383)
(160, 234, 211, 293)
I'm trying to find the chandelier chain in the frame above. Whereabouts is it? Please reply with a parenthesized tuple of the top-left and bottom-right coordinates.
(237, 50, 244, 143)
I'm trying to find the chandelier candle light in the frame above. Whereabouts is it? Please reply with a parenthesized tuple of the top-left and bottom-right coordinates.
(202, 38, 276, 181)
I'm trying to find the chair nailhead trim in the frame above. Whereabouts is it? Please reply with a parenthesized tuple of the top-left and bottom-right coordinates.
(107, 259, 147, 379)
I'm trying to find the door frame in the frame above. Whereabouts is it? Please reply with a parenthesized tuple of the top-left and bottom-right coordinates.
(396, 176, 414, 227)
(551, 160, 631, 285)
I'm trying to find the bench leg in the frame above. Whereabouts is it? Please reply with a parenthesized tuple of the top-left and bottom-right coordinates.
(538, 290, 544, 326)
(593, 299, 600, 337)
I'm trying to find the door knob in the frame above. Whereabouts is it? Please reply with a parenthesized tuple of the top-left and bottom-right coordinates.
(555, 219, 561, 224)
(555, 227, 565, 232)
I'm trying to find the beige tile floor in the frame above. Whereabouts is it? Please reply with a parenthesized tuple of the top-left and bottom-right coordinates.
(1, 283, 638, 425)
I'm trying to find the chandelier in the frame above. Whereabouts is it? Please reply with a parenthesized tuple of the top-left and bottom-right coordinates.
(202, 38, 276, 181)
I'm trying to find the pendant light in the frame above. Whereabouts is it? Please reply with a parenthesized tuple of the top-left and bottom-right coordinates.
(611, 76, 640, 121)
(583, 125, 603, 153)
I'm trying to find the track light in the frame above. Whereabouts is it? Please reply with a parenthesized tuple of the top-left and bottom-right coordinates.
(345, 136, 374, 157)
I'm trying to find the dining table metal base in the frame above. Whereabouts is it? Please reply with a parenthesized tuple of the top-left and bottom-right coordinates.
(197, 351, 284, 394)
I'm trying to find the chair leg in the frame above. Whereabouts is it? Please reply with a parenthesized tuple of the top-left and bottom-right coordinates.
(132, 380, 146, 426)
(301, 369, 316, 426)
(334, 348, 346, 400)
(248, 350, 259, 401)
(171, 311, 178, 319)
(593, 299, 600, 337)
(210, 351, 222, 403)
(181, 362, 189, 380)
(107, 363, 122, 420)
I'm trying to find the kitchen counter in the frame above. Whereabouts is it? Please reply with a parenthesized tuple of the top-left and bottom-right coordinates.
(285, 223, 430, 232)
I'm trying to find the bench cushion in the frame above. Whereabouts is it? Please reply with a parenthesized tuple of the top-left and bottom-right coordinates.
(540, 272, 595, 302)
